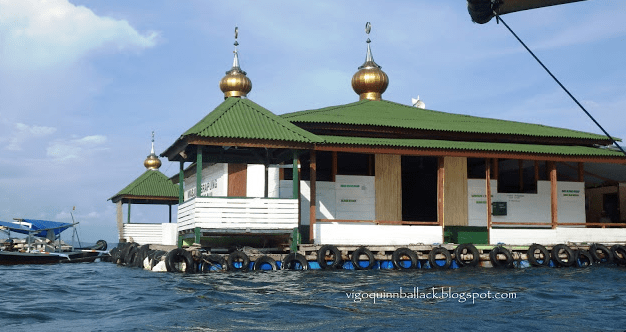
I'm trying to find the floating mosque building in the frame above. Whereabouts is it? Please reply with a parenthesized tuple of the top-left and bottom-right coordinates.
(113, 26, 626, 254)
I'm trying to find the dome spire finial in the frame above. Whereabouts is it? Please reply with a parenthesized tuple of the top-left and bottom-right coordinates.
(220, 26, 252, 99)
(232, 26, 240, 69)
(144, 131, 162, 170)
(351, 22, 389, 101)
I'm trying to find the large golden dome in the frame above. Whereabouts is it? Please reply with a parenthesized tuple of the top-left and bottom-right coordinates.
(219, 36, 252, 98)
(144, 132, 162, 170)
(351, 37, 388, 101)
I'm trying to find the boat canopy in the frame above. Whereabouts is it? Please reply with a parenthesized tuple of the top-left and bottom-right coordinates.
(0, 219, 74, 238)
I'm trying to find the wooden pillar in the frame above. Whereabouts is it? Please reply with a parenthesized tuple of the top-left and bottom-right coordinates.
(437, 157, 445, 227)
(196, 146, 203, 198)
(518, 159, 524, 192)
(485, 158, 492, 243)
(578, 162, 585, 182)
(264, 164, 269, 198)
(169, 205, 172, 223)
(292, 151, 299, 199)
(534, 161, 540, 183)
(179, 161, 185, 204)
(297, 157, 302, 233)
(549, 161, 558, 228)
(127, 202, 131, 224)
(309, 150, 317, 243)
(116, 200, 124, 242)
(331, 151, 337, 182)
(375, 154, 402, 221)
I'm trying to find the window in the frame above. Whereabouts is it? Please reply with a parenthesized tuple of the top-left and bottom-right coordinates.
(497, 159, 539, 194)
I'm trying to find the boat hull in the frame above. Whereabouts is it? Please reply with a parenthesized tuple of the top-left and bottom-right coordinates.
(0, 250, 103, 265)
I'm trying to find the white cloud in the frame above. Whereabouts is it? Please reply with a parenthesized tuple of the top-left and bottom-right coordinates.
(47, 134, 107, 161)
(0, 0, 158, 70)
(5, 122, 56, 151)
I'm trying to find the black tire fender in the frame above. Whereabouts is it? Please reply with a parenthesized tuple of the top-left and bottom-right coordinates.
(527, 244, 550, 267)
(109, 247, 120, 264)
(392, 248, 418, 270)
(551, 244, 575, 267)
(227, 250, 250, 271)
(119, 243, 137, 265)
(150, 250, 167, 269)
(610, 245, 626, 265)
(282, 253, 309, 270)
(94, 240, 107, 251)
(428, 247, 452, 270)
(489, 246, 513, 268)
(351, 247, 375, 270)
(317, 245, 342, 269)
(454, 244, 480, 267)
(589, 243, 613, 263)
(165, 248, 196, 273)
(135, 244, 150, 268)
(125, 246, 139, 266)
(200, 254, 228, 272)
(253, 255, 278, 271)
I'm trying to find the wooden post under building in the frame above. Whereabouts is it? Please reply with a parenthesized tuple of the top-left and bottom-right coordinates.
(309, 150, 317, 243)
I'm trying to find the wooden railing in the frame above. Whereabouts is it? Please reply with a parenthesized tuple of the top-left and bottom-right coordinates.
(178, 197, 298, 233)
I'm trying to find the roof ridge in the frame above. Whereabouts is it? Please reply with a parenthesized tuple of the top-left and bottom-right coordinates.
(242, 99, 321, 142)
(282, 100, 364, 118)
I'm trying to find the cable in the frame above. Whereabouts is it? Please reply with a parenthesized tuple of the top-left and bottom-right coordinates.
(493, 11, 626, 157)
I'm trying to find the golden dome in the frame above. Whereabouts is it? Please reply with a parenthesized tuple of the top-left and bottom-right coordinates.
(352, 39, 388, 101)
(144, 154, 161, 170)
(144, 132, 161, 170)
(219, 34, 252, 99)
(219, 66, 252, 98)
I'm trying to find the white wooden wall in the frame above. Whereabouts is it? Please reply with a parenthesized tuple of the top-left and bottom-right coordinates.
(468, 179, 585, 227)
(279, 175, 375, 225)
(491, 228, 626, 245)
(314, 222, 443, 245)
(122, 223, 177, 245)
(246, 165, 279, 198)
(184, 163, 228, 200)
(184, 163, 280, 200)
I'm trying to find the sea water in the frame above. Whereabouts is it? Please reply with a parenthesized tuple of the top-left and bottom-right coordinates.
(1, 262, 625, 331)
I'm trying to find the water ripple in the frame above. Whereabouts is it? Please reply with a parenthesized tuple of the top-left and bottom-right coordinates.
(2, 263, 626, 331)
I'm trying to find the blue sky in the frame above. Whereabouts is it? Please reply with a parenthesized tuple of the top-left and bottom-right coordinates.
(0, 0, 624, 244)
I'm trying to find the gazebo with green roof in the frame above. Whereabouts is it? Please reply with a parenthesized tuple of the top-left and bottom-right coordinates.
(110, 136, 179, 244)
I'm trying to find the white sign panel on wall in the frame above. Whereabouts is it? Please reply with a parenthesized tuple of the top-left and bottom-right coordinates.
(184, 163, 228, 200)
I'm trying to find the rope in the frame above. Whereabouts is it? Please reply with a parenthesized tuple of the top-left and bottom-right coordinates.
(493, 11, 626, 157)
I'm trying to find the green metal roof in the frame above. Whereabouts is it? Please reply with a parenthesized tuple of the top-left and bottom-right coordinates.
(183, 97, 322, 143)
(320, 135, 625, 157)
(110, 170, 179, 202)
(282, 99, 613, 141)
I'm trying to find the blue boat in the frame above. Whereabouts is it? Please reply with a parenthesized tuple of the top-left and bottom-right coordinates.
(0, 219, 108, 265)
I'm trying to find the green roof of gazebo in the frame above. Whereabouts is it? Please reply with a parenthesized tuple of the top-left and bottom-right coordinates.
(109, 170, 179, 204)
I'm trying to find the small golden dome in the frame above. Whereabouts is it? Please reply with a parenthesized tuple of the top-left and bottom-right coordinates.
(219, 31, 252, 99)
(144, 154, 161, 170)
(351, 34, 388, 101)
(144, 132, 161, 170)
